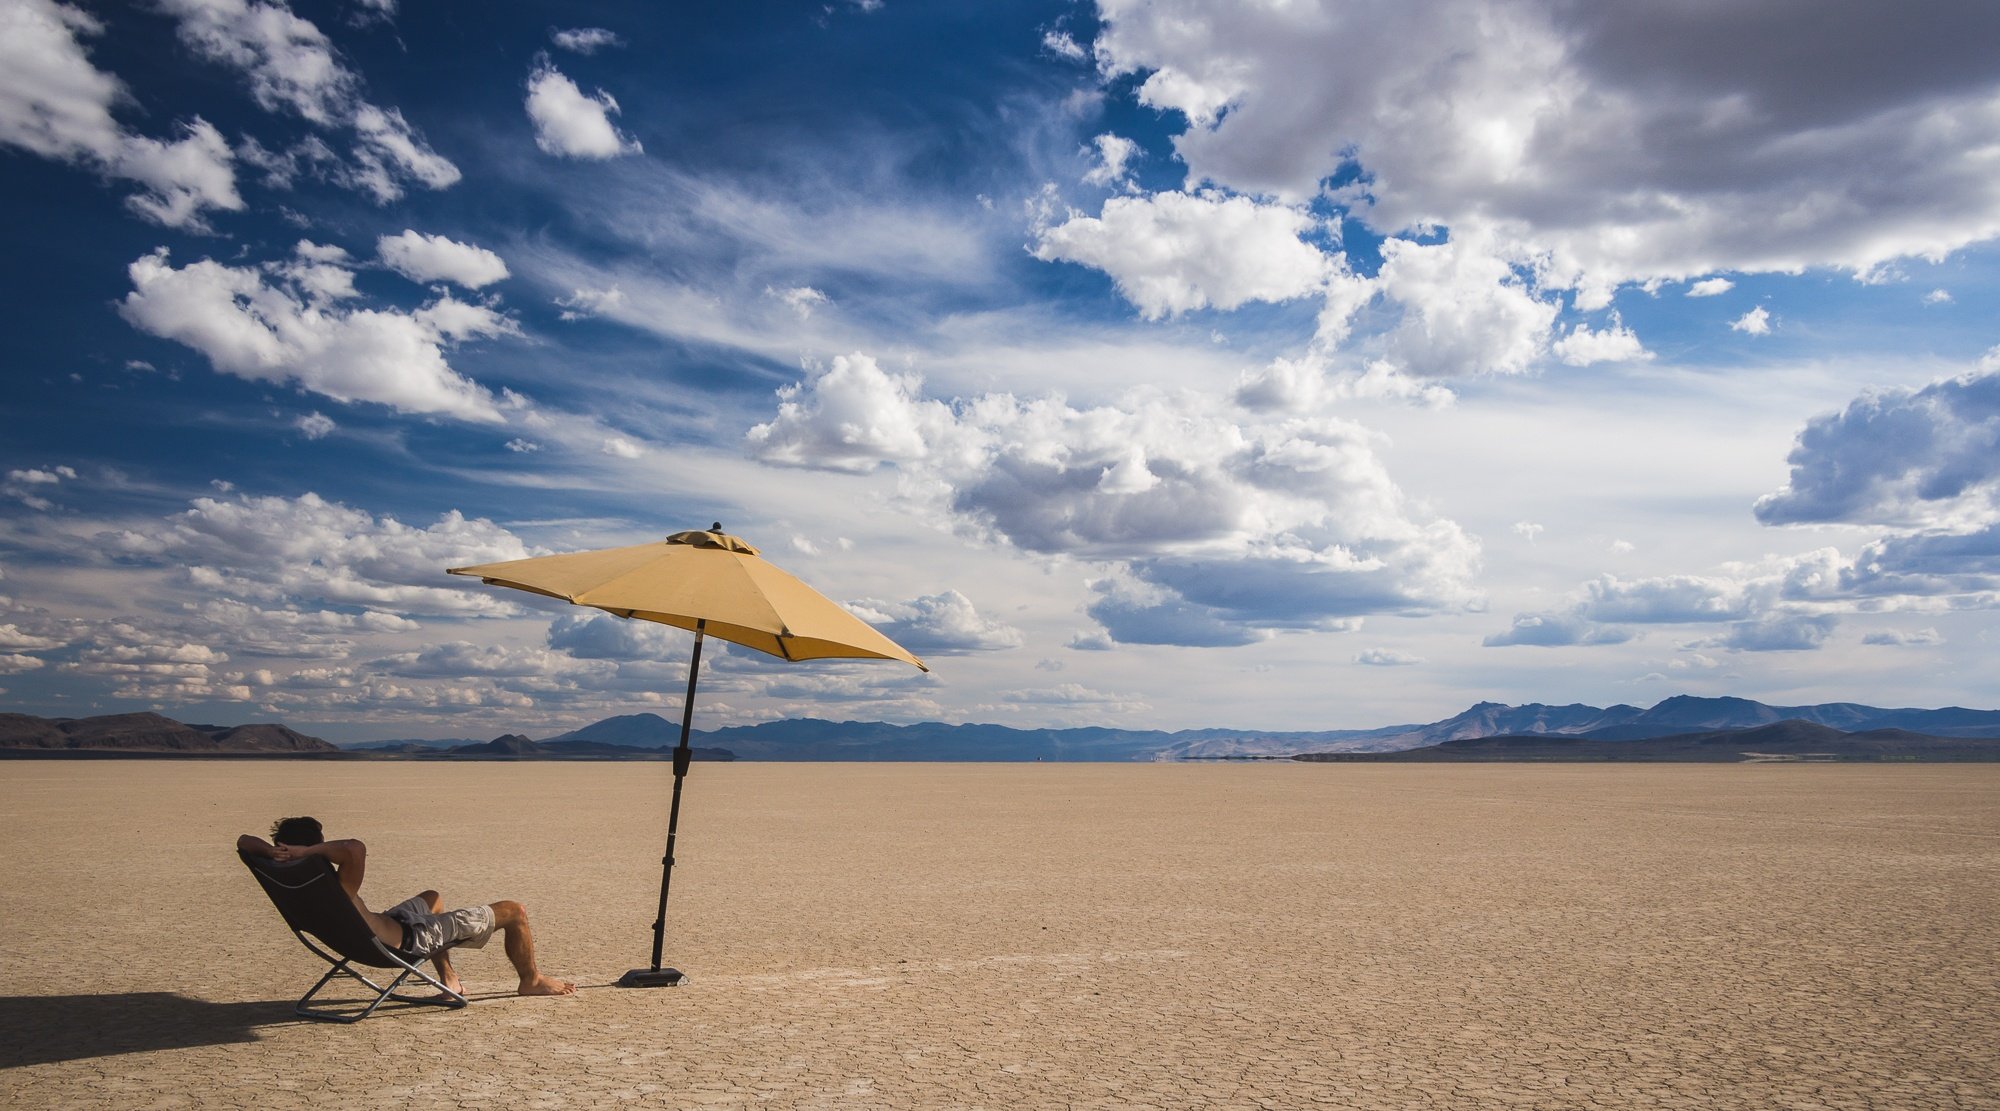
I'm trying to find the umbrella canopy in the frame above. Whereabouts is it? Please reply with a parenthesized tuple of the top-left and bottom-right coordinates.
(449, 527, 927, 670)
(447, 524, 928, 987)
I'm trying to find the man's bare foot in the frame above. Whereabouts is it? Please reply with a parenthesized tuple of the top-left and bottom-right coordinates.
(427, 956, 462, 999)
(518, 973, 575, 996)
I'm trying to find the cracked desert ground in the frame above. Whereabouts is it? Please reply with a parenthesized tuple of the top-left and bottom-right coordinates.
(1, 761, 1995, 1109)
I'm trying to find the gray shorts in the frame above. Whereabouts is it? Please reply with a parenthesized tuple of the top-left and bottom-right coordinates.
(383, 894, 496, 957)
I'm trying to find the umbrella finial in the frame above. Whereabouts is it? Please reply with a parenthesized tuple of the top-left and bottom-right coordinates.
(711, 521, 723, 531)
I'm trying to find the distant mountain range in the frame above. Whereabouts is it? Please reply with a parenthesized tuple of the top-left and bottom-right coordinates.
(6, 696, 1999, 761)
(0, 712, 337, 754)
(1297, 720, 2000, 763)
(356, 730, 736, 761)
(1266, 694, 2000, 756)
(525, 699, 2000, 761)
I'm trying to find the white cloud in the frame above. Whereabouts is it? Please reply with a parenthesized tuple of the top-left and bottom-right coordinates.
(1686, 278, 1734, 297)
(550, 27, 625, 54)
(234, 133, 331, 191)
(347, 105, 462, 200)
(1495, 525, 1998, 660)
(1375, 234, 1554, 377)
(0, 623, 66, 651)
(191, 598, 417, 659)
(111, 119, 244, 229)
(1552, 318, 1652, 366)
(1491, 563, 1789, 652)
(1923, 289, 1953, 305)
(65, 625, 243, 701)
(1042, 30, 1087, 61)
(1731, 306, 1772, 335)
(768, 285, 829, 319)
(158, 0, 355, 123)
(1863, 627, 1942, 647)
(989, 683, 1146, 712)
(104, 491, 532, 618)
(0, 653, 47, 674)
(8, 466, 77, 484)
(600, 436, 643, 459)
(294, 240, 351, 264)
(0, 546, 447, 705)
(4, 464, 79, 511)
(119, 245, 515, 422)
(1483, 611, 1633, 648)
(1067, 630, 1115, 651)
(1355, 648, 1421, 666)
(1839, 527, 2000, 598)
(1235, 354, 1454, 414)
(555, 285, 626, 320)
(1082, 133, 1139, 188)
(746, 353, 952, 473)
(1575, 574, 1749, 623)
(504, 438, 541, 453)
(294, 411, 335, 439)
(1707, 614, 1836, 652)
(1032, 191, 1332, 319)
(526, 62, 642, 160)
(1755, 366, 2000, 530)
(846, 591, 1024, 656)
(545, 611, 688, 662)
(0, 0, 122, 162)
(372, 641, 613, 681)
(1083, 575, 1267, 647)
(155, 0, 459, 201)
(1512, 521, 1542, 542)
(749, 357, 1482, 644)
(0, 0, 243, 229)
(376, 230, 510, 288)
(1092, 0, 2000, 293)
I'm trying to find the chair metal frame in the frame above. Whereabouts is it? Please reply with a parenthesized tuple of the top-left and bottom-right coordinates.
(240, 850, 469, 1023)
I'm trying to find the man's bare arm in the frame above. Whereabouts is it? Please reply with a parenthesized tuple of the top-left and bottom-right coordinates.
(238, 835, 368, 890)
(236, 834, 368, 902)
(295, 839, 366, 894)
(236, 834, 277, 858)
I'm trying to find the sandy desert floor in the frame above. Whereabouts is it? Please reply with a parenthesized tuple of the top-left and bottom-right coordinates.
(1, 761, 1995, 1109)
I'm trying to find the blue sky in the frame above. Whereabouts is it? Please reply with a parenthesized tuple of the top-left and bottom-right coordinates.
(3, 0, 1997, 742)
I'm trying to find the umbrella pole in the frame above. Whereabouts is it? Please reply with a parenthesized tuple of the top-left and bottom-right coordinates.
(618, 619, 706, 988)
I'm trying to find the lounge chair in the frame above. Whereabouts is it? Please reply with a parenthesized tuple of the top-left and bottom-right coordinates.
(238, 850, 468, 1022)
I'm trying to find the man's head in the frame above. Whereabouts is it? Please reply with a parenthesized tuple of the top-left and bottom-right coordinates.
(271, 816, 324, 846)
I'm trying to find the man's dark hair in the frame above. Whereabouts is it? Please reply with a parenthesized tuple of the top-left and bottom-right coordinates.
(271, 816, 324, 846)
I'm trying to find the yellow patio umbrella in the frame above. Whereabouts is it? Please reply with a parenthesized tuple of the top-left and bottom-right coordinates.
(448, 524, 927, 987)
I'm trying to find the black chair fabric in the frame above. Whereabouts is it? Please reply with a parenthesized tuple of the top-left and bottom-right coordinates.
(238, 852, 418, 966)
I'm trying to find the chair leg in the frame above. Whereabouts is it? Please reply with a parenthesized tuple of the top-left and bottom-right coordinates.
(295, 957, 378, 1023)
(292, 948, 468, 1023)
(373, 938, 469, 1010)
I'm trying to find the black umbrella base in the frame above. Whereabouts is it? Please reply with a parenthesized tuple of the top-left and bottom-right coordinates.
(617, 966, 687, 988)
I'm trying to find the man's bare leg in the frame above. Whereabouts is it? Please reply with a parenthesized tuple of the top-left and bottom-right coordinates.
(489, 900, 575, 996)
(417, 890, 463, 996)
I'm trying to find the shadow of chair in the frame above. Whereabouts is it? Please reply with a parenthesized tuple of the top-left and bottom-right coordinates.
(0, 992, 301, 1068)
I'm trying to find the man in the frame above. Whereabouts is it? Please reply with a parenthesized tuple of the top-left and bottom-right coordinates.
(237, 816, 574, 997)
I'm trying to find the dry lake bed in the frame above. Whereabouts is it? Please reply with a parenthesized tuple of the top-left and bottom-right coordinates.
(1, 761, 1995, 1109)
